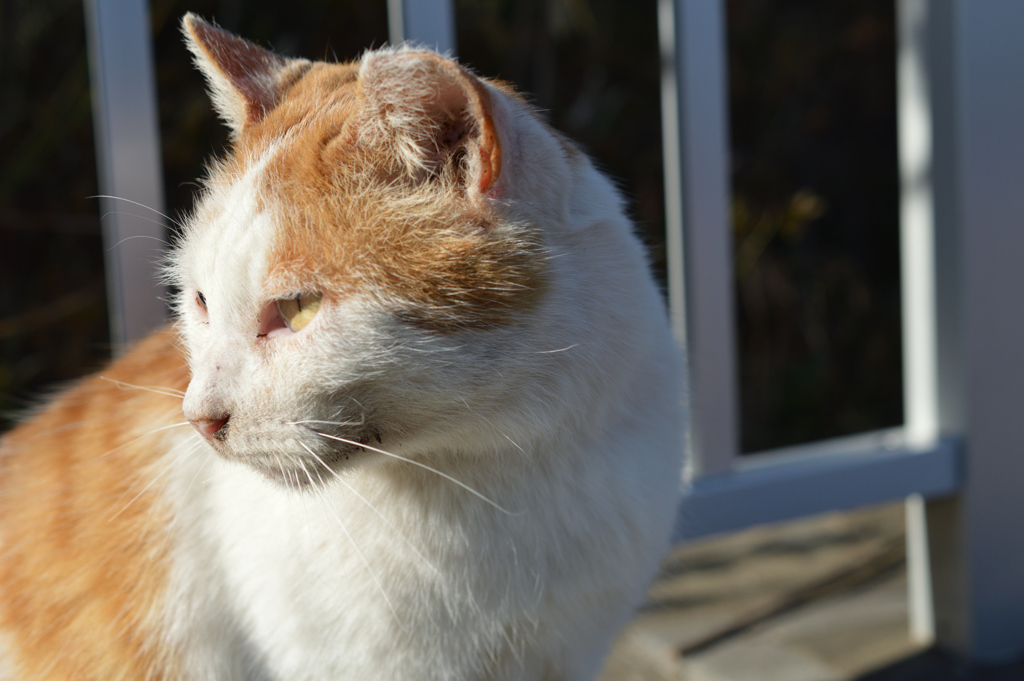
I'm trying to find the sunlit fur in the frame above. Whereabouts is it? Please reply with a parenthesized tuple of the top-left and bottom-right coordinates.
(0, 15, 686, 680)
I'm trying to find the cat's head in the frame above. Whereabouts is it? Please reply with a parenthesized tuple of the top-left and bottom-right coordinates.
(172, 15, 609, 487)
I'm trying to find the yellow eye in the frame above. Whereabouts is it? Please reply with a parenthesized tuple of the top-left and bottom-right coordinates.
(277, 293, 322, 332)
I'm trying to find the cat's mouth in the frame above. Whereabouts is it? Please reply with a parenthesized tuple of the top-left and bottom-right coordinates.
(248, 424, 383, 489)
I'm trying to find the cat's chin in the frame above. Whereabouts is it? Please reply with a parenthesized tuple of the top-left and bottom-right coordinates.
(252, 462, 330, 490)
(245, 441, 373, 490)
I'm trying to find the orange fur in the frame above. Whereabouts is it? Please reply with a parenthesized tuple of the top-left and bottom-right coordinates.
(185, 17, 312, 134)
(211, 57, 546, 332)
(0, 327, 188, 680)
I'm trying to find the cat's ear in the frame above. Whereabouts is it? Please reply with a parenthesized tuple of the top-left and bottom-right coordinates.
(358, 51, 502, 195)
(182, 14, 309, 138)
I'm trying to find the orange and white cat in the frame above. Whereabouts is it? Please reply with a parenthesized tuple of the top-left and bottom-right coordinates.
(0, 15, 685, 681)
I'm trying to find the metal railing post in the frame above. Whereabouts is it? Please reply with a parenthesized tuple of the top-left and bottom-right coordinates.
(83, 0, 168, 349)
(658, 0, 739, 479)
(896, 0, 963, 645)
(920, 0, 1024, 660)
(387, 0, 455, 54)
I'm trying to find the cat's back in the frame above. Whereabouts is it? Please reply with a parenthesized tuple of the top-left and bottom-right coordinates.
(0, 327, 188, 680)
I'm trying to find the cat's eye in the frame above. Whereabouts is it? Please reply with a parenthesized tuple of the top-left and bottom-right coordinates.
(277, 293, 322, 332)
(196, 291, 208, 311)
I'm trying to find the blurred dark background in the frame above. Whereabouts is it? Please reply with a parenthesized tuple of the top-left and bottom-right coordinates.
(728, 0, 902, 451)
(0, 0, 902, 452)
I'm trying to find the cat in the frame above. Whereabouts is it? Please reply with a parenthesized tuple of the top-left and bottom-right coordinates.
(0, 14, 685, 681)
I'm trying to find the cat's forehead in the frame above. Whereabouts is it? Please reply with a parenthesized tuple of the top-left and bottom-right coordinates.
(189, 63, 363, 291)
(183, 148, 280, 315)
(229, 61, 363, 166)
(188, 54, 547, 331)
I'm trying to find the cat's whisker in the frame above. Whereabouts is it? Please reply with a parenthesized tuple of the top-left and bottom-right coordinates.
(291, 451, 318, 489)
(285, 453, 307, 492)
(108, 455, 179, 522)
(285, 458, 300, 491)
(298, 441, 332, 474)
(272, 454, 289, 491)
(456, 399, 525, 462)
(98, 376, 186, 399)
(89, 194, 186, 230)
(298, 441, 441, 576)
(302, 482, 354, 600)
(105, 231, 170, 251)
(307, 482, 410, 631)
(314, 432, 522, 516)
(502, 434, 527, 456)
(295, 458, 325, 550)
(97, 421, 193, 460)
(180, 437, 214, 499)
(309, 476, 404, 624)
(287, 418, 365, 427)
(498, 625, 523, 670)
(533, 344, 579, 354)
(313, 463, 328, 488)
(300, 467, 354, 598)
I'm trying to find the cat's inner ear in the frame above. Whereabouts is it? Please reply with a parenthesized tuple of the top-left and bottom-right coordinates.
(358, 52, 502, 194)
(182, 13, 310, 137)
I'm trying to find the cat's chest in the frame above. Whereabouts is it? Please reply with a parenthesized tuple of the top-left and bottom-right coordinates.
(184, 454, 541, 680)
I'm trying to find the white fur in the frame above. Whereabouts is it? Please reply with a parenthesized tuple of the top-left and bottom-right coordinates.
(164, 47, 685, 681)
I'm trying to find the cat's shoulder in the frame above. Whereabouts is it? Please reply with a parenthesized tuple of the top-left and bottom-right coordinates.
(0, 326, 188, 680)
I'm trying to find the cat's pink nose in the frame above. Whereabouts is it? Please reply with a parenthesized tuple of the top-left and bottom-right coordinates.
(190, 414, 230, 441)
